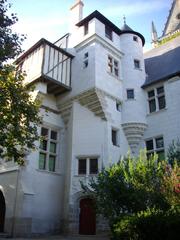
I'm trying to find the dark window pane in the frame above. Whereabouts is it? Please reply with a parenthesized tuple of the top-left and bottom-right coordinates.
(146, 139, 154, 151)
(78, 159, 86, 175)
(105, 26, 112, 40)
(84, 52, 88, 58)
(158, 96, 166, 110)
(127, 89, 134, 99)
(148, 90, 155, 98)
(83, 60, 88, 68)
(149, 99, 156, 112)
(39, 152, 46, 170)
(41, 127, 48, 137)
(157, 151, 165, 161)
(51, 130, 57, 140)
(84, 23, 88, 35)
(90, 158, 98, 174)
(50, 142, 56, 153)
(114, 68, 119, 77)
(156, 137, 164, 149)
(134, 59, 140, 69)
(157, 86, 164, 94)
(112, 130, 117, 146)
(40, 140, 47, 151)
(133, 36, 138, 42)
(116, 102, 121, 111)
(49, 155, 56, 172)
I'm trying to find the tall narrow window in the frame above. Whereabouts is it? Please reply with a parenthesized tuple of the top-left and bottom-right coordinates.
(112, 128, 119, 146)
(90, 158, 98, 174)
(147, 86, 166, 113)
(105, 25, 112, 40)
(134, 59, 140, 69)
(83, 52, 88, 68)
(84, 22, 89, 35)
(78, 159, 87, 175)
(108, 56, 119, 77)
(39, 127, 58, 172)
(127, 89, 134, 99)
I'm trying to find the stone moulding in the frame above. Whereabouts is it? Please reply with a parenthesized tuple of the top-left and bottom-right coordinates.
(121, 122, 148, 154)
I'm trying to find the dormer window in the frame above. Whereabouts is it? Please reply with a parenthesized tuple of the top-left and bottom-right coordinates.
(84, 22, 89, 35)
(105, 25, 112, 40)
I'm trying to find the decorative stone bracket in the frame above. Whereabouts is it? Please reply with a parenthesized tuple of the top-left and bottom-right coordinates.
(121, 122, 148, 154)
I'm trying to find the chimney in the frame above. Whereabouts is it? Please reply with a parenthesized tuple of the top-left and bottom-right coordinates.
(69, 0, 84, 33)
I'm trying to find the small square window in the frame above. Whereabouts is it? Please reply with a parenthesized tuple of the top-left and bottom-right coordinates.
(116, 102, 121, 112)
(90, 158, 98, 174)
(84, 23, 89, 35)
(127, 89, 134, 99)
(133, 36, 138, 42)
(134, 59, 140, 69)
(78, 159, 86, 175)
(105, 25, 112, 40)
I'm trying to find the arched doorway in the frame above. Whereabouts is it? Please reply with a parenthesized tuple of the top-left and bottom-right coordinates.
(0, 191, 5, 232)
(79, 198, 96, 235)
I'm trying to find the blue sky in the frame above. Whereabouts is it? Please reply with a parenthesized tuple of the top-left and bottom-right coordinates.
(11, 0, 172, 51)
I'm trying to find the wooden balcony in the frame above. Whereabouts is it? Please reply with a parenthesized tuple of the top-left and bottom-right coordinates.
(16, 38, 74, 95)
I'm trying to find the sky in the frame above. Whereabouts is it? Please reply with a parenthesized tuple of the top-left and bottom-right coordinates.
(11, 0, 173, 52)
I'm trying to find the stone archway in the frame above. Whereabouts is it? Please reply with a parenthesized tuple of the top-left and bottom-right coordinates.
(79, 198, 96, 235)
(0, 190, 5, 232)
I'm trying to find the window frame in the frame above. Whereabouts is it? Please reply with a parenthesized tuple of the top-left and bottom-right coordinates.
(127, 89, 135, 99)
(108, 55, 119, 78)
(112, 128, 120, 147)
(39, 126, 59, 172)
(147, 86, 166, 113)
(134, 59, 141, 69)
(77, 157, 99, 176)
(145, 136, 165, 160)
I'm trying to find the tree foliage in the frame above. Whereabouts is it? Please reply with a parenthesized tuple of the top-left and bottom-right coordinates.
(0, 0, 41, 164)
(0, 0, 25, 64)
(83, 151, 180, 239)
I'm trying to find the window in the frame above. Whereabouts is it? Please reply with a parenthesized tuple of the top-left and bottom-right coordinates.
(78, 157, 98, 175)
(39, 127, 58, 172)
(146, 136, 165, 160)
(116, 101, 121, 112)
(127, 89, 134, 99)
(112, 128, 119, 146)
(84, 22, 89, 35)
(134, 59, 140, 69)
(133, 36, 138, 42)
(108, 56, 119, 77)
(83, 52, 88, 68)
(147, 86, 166, 113)
(105, 25, 112, 40)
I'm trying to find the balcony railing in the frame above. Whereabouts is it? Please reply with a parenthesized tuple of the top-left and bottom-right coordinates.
(16, 38, 74, 95)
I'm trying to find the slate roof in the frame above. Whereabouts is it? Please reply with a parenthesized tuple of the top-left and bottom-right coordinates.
(143, 36, 180, 88)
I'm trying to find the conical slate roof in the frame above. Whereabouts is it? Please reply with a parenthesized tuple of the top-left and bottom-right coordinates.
(120, 23, 145, 46)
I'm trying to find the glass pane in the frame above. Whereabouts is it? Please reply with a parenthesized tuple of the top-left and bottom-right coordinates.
(78, 159, 86, 175)
(90, 158, 98, 174)
(114, 60, 118, 67)
(50, 142, 56, 153)
(49, 155, 56, 172)
(51, 130, 57, 140)
(41, 127, 48, 137)
(39, 152, 46, 170)
(134, 60, 140, 68)
(146, 139, 154, 151)
(114, 68, 119, 77)
(127, 89, 134, 99)
(108, 64, 113, 73)
(40, 140, 47, 150)
(157, 86, 164, 94)
(112, 130, 117, 146)
(148, 90, 155, 98)
(108, 56, 112, 63)
(158, 96, 166, 110)
(149, 99, 156, 112)
(157, 151, 165, 161)
(156, 137, 164, 149)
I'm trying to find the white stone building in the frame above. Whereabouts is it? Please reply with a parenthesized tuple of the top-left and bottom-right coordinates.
(0, 0, 179, 237)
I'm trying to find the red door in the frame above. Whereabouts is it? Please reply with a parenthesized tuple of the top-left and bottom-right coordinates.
(79, 198, 96, 235)
(0, 191, 5, 232)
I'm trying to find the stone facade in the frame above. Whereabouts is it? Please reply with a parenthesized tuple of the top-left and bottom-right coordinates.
(0, 0, 179, 237)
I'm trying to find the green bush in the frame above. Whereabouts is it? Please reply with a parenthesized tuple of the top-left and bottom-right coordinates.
(113, 207, 180, 240)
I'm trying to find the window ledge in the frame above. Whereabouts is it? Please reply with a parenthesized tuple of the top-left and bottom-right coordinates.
(134, 67, 142, 71)
(36, 169, 62, 176)
(107, 71, 122, 81)
(125, 98, 136, 101)
(147, 108, 167, 116)
(112, 144, 120, 148)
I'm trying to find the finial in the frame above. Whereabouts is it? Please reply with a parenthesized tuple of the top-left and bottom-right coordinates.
(123, 15, 126, 24)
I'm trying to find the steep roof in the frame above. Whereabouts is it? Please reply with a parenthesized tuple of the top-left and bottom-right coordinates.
(163, 0, 180, 36)
(143, 36, 180, 88)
